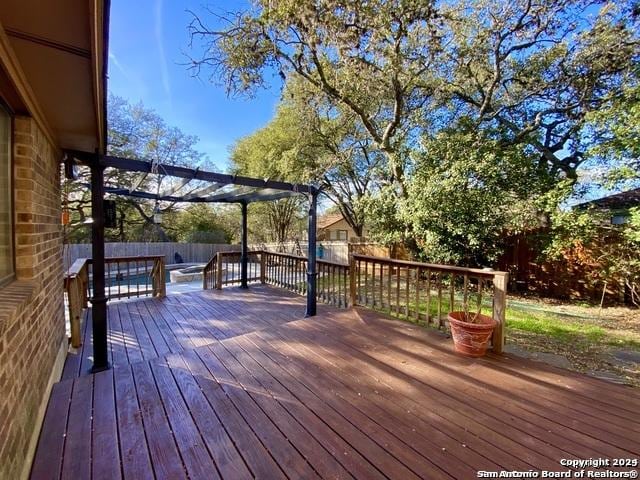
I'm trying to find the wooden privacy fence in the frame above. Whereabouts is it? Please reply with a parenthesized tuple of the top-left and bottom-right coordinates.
(260, 241, 407, 262)
(65, 241, 396, 271)
(64, 255, 166, 347)
(260, 241, 351, 264)
(64, 243, 240, 269)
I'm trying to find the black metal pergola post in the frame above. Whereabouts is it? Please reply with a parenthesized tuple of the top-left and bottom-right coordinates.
(306, 188, 318, 317)
(89, 155, 109, 372)
(66, 149, 320, 372)
(240, 200, 248, 289)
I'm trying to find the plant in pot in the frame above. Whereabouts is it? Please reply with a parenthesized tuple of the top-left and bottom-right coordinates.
(448, 301, 496, 357)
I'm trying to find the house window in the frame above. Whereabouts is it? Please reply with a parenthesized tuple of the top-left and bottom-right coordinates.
(611, 215, 628, 225)
(337, 230, 348, 241)
(0, 105, 12, 285)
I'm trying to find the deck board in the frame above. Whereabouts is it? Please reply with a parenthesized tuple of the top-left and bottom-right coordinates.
(113, 364, 155, 480)
(33, 285, 640, 479)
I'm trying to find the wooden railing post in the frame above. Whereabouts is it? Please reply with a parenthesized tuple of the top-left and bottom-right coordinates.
(492, 272, 508, 354)
(260, 251, 266, 284)
(64, 258, 90, 348)
(80, 267, 89, 308)
(66, 276, 82, 348)
(216, 253, 223, 290)
(349, 255, 357, 307)
(151, 258, 159, 297)
(158, 257, 166, 297)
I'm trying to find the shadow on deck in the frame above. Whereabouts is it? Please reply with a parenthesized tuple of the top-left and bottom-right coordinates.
(32, 285, 640, 480)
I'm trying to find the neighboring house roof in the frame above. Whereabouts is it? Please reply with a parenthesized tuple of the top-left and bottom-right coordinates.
(574, 188, 640, 211)
(317, 213, 345, 230)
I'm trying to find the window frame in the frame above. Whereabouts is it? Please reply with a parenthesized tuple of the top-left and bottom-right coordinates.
(0, 100, 15, 288)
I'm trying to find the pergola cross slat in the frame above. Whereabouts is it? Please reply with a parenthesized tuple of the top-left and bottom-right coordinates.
(64, 149, 319, 373)
(202, 185, 256, 202)
(182, 182, 225, 200)
(159, 175, 195, 197)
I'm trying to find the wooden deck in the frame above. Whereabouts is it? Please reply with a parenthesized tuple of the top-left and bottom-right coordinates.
(32, 286, 640, 479)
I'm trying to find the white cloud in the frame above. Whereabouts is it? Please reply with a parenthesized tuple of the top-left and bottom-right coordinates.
(154, 0, 172, 105)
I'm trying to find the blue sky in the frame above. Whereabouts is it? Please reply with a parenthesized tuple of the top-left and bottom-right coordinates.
(108, 0, 281, 171)
(107, 0, 630, 205)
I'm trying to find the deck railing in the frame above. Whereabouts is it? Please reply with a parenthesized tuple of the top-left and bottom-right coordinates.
(202, 250, 508, 352)
(64, 259, 90, 348)
(350, 254, 508, 353)
(203, 250, 350, 307)
(202, 250, 263, 289)
(262, 251, 350, 307)
(99, 255, 166, 300)
(64, 255, 166, 347)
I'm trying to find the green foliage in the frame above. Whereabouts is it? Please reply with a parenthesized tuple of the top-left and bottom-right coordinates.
(396, 126, 543, 265)
(360, 186, 407, 246)
(228, 107, 308, 243)
(189, 0, 442, 190)
(167, 204, 232, 244)
(543, 208, 603, 260)
(609, 207, 640, 304)
(625, 207, 640, 244)
(542, 202, 640, 306)
(442, 0, 639, 181)
(63, 95, 209, 243)
(189, 0, 640, 268)
(230, 78, 384, 240)
(586, 82, 640, 187)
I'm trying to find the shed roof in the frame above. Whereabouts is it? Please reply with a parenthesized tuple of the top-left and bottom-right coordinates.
(317, 213, 344, 230)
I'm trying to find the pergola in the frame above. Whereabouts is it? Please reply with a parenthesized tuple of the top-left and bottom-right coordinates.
(64, 149, 320, 372)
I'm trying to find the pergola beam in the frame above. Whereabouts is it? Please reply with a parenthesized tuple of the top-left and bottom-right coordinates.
(128, 172, 148, 193)
(66, 150, 313, 194)
(101, 186, 183, 203)
(230, 188, 298, 203)
(101, 186, 300, 204)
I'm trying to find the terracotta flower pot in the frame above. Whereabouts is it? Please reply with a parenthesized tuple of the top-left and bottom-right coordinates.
(448, 311, 496, 357)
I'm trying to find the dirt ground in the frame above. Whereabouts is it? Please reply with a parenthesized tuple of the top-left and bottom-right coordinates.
(505, 296, 640, 387)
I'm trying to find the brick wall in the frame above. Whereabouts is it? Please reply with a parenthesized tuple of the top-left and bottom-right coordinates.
(0, 116, 65, 480)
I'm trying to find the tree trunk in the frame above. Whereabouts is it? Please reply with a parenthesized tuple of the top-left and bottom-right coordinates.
(383, 150, 407, 198)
